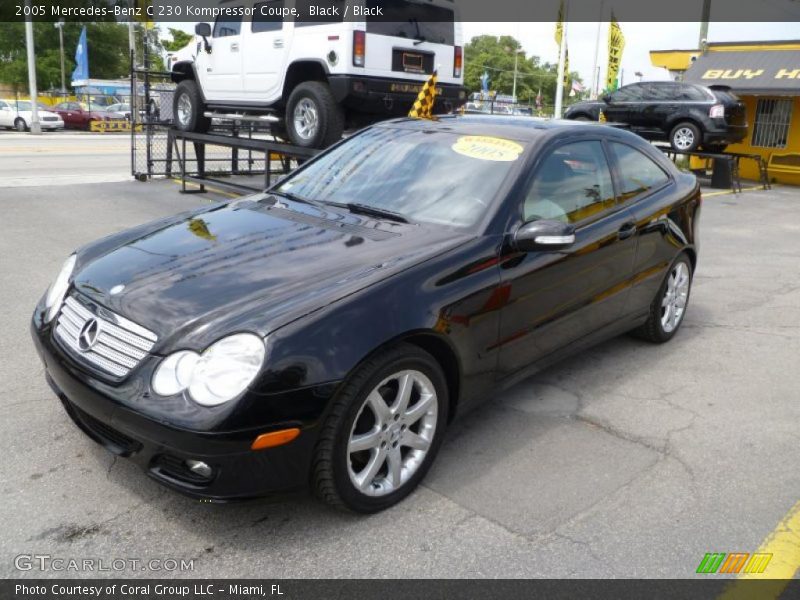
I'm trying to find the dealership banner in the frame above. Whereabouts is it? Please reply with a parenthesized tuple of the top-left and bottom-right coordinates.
(4, 579, 800, 600)
(605, 13, 625, 91)
(6, 0, 800, 22)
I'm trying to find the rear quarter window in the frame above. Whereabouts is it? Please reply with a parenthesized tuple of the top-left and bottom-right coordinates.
(611, 142, 670, 201)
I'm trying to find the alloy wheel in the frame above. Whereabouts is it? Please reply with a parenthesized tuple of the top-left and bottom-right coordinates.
(347, 369, 438, 497)
(661, 262, 690, 333)
(176, 93, 192, 128)
(673, 127, 695, 151)
(293, 98, 319, 140)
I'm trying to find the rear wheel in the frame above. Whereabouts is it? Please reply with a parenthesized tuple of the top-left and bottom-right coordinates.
(173, 79, 210, 133)
(285, 81, 344, 149)
(14, 118, 27, 132)
(670, 122, 701, 152)
(634, 254, 693, 343)
(312, 344, 448, 513)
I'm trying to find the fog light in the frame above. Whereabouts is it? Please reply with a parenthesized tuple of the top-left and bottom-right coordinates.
(185, 459, 213, 478)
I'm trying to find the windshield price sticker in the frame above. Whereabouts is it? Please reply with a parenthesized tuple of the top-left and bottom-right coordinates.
(452, 136, 524, 162)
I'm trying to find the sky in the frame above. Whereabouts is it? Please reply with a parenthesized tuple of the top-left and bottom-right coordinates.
(461, 22, 800, 91)
(163, 20, 800, 91)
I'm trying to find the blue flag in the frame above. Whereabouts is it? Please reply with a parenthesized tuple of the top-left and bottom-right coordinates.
(71, 26, 89, 83)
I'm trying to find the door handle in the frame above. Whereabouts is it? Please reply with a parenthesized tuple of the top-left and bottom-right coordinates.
(273, 38, 284, 48)
(230, 42, 239, 52)
(618, 221, 637, 240)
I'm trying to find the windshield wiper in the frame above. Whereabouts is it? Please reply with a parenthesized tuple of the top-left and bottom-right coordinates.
(271, 190, 326, 210)
(346, 203, 412, 224)
(409, 18, 426, 45)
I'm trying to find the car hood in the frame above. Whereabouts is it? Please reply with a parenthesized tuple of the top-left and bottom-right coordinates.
(72, 196, 470, 352)
(566, 100, 605, 112)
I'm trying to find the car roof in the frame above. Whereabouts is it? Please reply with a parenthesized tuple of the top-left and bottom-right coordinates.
(377, 114, 642, 144)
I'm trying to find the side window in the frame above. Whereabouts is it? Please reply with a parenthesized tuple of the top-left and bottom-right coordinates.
(610, 142, 670, 200)
(253, 0, 284, 33)
(609, 85, 640, 102)
(213, 14, 242, 37)
(523, 141, 616, 224)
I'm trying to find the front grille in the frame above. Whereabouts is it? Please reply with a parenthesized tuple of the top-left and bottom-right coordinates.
(54, 294, 157, 379)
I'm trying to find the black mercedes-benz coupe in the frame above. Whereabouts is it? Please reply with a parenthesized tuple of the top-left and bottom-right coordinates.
(31, 115, 701, 513)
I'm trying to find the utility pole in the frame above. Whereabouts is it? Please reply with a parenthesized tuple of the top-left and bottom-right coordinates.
(698, 0, 711, 48)
(24, 0, 41, 134)
(554, 5, 568, 118)
(590, 0, 605, 99)
(54, 21, 66, 94)
(512, 48, 523, 105)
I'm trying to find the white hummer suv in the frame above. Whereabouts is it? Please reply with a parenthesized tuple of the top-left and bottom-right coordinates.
(169, 0, 466, 148)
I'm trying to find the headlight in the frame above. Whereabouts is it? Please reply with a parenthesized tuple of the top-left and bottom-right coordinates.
(152, 333, 265, 406)
(44, 254, 76, 323)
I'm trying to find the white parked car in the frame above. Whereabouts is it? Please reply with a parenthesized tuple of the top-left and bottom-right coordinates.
(0, 99, 64, 131)
(169, 0, 466, 148)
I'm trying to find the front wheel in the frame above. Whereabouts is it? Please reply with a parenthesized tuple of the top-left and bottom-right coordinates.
(173, 79, 210, 133)
(14, 118, 27, 132)
(670, 122, 701, 152)
(634, 254, 693, 343)
(285, 81, 344, 149)
(312, 344, 448, 513)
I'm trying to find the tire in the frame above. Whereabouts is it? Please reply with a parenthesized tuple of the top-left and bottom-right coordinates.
(670, 122, 701, 152)
(285, 81, 344, 149)
(634, 254, 693, 343)
(14, 118, 27, 132)
(312, 343, 449, 513)
(173, 79, 210, 133)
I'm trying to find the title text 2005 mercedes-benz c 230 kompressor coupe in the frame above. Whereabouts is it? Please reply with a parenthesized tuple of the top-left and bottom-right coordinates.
(32, 116, 700, 513)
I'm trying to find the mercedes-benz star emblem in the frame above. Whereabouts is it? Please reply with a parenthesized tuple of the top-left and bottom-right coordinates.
(78, 318, 100, 351)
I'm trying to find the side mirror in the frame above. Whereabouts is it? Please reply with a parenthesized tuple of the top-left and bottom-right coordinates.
(195, 22, 212, 53)
(513, 219, 576, 252)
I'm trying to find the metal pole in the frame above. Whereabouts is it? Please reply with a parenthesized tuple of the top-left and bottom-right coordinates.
(698, 0, 711, 47)
(590, 0, 604, 99)
(554, 3, 568, 118)
(55, 21, 66, 93)
(512, 51, 519, 105)
(24, 1, 41, 134)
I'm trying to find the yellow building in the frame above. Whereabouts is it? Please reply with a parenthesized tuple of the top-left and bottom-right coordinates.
(651, 40, 800, 185)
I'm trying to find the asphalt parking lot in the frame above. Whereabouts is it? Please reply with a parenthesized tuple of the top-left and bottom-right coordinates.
(1, 174, 799, 578)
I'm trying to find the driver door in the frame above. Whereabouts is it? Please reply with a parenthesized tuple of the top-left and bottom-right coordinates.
(0, 101, 11, 127)
(202, 9, 245, 99)
(496, 139, 638, 378)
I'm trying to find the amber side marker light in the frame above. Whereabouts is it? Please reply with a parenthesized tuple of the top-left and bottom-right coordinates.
(251, 428, 301, 450)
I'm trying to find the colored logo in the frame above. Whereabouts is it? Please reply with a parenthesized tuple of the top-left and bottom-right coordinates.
(696, 552, 773, 574)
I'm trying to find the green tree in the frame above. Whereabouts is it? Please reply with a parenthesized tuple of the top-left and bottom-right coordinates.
(161, 28, 194, 53)
(0, 22, 132, 92)
(464, 34, 582, 108)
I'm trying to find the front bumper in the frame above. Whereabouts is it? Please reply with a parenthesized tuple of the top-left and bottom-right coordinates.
(39, 120, 64, 130)
(329, 74, 466, 115)
(31, 318, 324, 501)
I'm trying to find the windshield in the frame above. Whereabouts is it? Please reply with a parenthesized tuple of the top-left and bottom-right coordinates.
(275, 127, 525, 228)
(366, 1, 455, 45)
(10, 101, 32, 111)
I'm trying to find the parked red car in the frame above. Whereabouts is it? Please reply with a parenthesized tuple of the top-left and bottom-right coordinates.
(51, 102, 124, 130)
